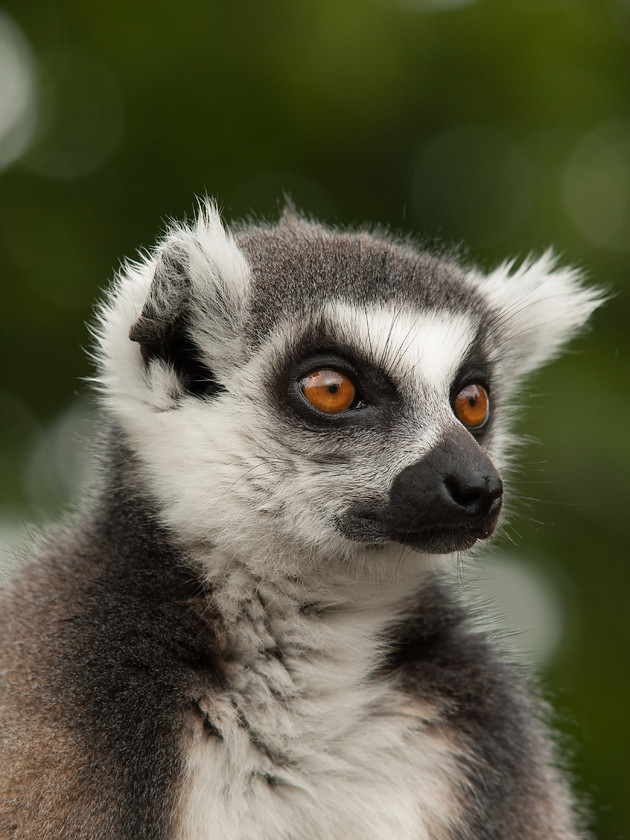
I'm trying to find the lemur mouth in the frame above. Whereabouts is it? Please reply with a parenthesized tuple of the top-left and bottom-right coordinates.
(339, 502, 501, 555)
(387, 518, 500, 554)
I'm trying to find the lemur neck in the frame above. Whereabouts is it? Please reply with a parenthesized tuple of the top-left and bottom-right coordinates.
(186, 550, 418, 761)
(193, 545, 430, 697)
(196, 540, 432, 635)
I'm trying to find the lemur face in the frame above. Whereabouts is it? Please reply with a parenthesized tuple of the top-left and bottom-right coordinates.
(96, 204, 600, 572)
(244, 300, 502, 557)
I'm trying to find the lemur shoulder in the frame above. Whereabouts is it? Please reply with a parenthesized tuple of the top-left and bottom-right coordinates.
(0, 204, 602, 839)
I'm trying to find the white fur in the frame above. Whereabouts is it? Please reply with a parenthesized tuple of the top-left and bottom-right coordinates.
(175, 557, 466, 840)
(469, 251, 602, 379)
(327, 302, 477, 395)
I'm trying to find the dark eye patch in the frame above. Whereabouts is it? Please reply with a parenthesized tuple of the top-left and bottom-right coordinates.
(269, 319, 400, 430)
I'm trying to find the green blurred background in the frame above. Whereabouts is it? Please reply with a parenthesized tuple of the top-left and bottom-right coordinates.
(0, 0, 627, 835)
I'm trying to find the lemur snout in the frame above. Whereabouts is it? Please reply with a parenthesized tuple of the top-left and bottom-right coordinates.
(387, 426, 503, 552)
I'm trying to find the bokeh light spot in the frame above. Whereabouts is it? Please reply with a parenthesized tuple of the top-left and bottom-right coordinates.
(563, 121, 630, 253)
(23, 398, 96, 517)
(24, 48, 124, 179)
(468, 554, 568, 669)
(0, 13, 37, 171)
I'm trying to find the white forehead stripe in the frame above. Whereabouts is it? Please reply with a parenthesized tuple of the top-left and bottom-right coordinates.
(327, 302, 478, 392)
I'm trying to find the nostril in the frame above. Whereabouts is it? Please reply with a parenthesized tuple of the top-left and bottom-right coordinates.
(445, 477, 480, 508)
(444, 473, 503, 515)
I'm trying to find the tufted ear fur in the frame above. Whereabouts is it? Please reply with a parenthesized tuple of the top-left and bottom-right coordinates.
(473, 251, 604, 380)
(127, 246, 223, 397)
(94, 201, 251, 417)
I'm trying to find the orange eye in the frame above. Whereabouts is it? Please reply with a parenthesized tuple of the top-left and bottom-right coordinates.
(301, 369, 357, 414)
(453, 383, 490, 430)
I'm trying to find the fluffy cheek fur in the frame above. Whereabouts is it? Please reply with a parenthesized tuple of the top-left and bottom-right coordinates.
(110, 389, 391, 570)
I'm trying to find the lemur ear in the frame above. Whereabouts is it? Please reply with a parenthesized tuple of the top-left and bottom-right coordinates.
(128, 248, 218, 395)
(476, 252, 604, 379)
(127, 203, 251, 396)
(96, 202, 251, 412)
(128, 248, 189, 356)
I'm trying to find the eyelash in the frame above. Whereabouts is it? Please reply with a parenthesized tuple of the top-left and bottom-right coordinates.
(290, 353, 493, 437)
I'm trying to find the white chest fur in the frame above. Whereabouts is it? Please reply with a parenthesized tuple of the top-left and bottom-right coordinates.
(174, 563, 465, 840)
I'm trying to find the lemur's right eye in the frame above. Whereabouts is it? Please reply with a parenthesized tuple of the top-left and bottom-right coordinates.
(300, 369, 357, 414)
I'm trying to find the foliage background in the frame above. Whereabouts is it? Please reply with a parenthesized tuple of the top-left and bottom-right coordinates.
(0, 0, 627, 836)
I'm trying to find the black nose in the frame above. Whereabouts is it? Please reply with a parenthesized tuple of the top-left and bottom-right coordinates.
(443, 470, 503, 520)
(386, 426, 503, 553)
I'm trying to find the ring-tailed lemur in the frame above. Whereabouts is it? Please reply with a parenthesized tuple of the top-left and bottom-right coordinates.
(0, 203, 602, 840)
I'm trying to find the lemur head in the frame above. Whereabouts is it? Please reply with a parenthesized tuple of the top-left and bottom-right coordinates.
(96, 202, 601, 577)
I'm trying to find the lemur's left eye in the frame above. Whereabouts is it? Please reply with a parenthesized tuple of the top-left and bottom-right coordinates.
(453, 383, 490, 430)
(300, 369, 357, 414)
